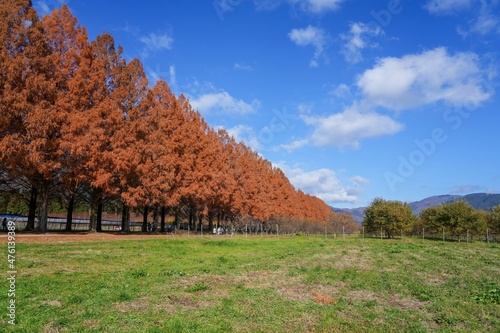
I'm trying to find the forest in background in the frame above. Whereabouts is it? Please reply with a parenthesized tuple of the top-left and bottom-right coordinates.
(0, 1, 358, 234)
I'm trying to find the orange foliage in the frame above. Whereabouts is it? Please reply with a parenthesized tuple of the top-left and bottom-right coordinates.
(0, 2, 339, 232)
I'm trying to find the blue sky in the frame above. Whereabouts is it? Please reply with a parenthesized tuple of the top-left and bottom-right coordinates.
(35, 0, 500, 208)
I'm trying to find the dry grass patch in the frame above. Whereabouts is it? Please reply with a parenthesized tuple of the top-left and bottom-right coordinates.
(312, 248, 374, 271)
(347, 289, 429, 311)
(42, 300, 62, 307)
(114, 297, 149, 313)
(232, 269, 346, 303)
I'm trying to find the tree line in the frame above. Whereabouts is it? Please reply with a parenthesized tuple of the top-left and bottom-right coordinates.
(0, 1, 355, 233)
(363, 198, 500, 240)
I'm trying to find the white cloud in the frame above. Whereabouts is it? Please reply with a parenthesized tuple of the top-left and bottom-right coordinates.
(190, 91, 260, 115)
(252, 0, 283, 11)
(293, 0, 344, 14)
(277, 163, 368, 204)
(288, 26, 327, 67)
(140, 32, 174, 52)
(276, 138, 310, 153)
(426, 0, 500, 35)
(234, 62, 254, 71)
(424, 0, 473, 14)
(357, 47, 491, 110)
(297, 103, 314, 114)
(301, 104, 404, 148)
(331, 83, 352, 99)
(223, 124, 261, 151)
(469, 2, 500, 35)
(254, 0, 344, 13)
(350, 175, 370, 188)
(340, 22, 384, 64)
(280, 47, 491, 151)
(215, 0, 240, 13)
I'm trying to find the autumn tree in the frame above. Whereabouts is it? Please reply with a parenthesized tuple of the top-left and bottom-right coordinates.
(0, 0, 40, 229)
(72, 33, 127, 232)
(41, 5, 90, 231)
(103, 58, 149, 232)
(1, 2, 334, 234)
(0, 0, 73, 232)
(130, 79, 179, 231)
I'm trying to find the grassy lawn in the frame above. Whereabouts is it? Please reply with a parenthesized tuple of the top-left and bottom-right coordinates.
(1, 235, 499, 332)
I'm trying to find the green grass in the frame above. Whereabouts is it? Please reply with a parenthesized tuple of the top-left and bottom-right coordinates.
(1, 236, 499, 332)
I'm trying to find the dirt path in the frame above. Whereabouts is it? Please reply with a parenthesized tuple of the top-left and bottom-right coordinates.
(0, 232, 175, 244)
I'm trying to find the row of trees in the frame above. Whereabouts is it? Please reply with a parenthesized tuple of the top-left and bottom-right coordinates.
(0, 1, 346, 233)
(363, 198, 500, 240)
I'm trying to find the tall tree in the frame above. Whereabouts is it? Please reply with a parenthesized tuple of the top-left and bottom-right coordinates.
(63, 32, 127, 232)
(0, 0, 67, 233)
(42, 5, 89, 232)
(128, 79, 178, 231)
(105, 58, 149, 232)
(0, 0, 40, 230)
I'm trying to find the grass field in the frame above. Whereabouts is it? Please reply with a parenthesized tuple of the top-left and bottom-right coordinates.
(1, 235, 499, 332)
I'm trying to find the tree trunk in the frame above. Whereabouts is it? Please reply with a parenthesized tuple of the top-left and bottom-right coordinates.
(37, 180, 49, 233)
(25, 186, 38, 231)
(89, 190, 100, 233)
(96, 202, 103, 232)
(208, 211, 214, 231)
(160, 206, 166, 232)
(121, 203, 130, 232)
(65, 193, 75, 231)
(142, 205, 149, 232)
(188, 207, 194, 230)
(198, 213, 203, 234)
(174, 208, 179, 229)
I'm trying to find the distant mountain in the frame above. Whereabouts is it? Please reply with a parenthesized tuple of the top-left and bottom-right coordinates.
(331, 206, 365, 224)
(410, 193, 500, 213)
(409, 195, 462, 215)
(331, 193, 500, 224)
(463, 193, 500, 211)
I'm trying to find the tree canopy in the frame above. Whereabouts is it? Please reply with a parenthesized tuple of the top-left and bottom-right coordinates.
(419, 200, 486, 238)
(363, 198, 415, 238)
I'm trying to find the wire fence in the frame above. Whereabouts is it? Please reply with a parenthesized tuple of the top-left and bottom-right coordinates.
(0, 214, 142, 232)
(1, 214, 498, 245)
